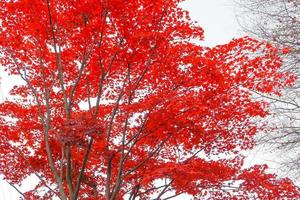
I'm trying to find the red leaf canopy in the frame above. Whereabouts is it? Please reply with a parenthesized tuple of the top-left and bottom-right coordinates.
(0, 0, 298, 199)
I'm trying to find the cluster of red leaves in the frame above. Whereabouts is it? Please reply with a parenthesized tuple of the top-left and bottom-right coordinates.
(0, 0, 299, 199)
(56, 112, 104, 145)
(237, 165, 300, 199)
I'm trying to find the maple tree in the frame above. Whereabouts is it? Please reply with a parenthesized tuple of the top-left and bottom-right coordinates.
(0, 0, 299, 199)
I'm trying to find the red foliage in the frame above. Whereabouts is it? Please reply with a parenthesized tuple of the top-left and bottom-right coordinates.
(237, 165, 300, 199)
(0, 0, 298, 199)
(282, 47, 291, 54)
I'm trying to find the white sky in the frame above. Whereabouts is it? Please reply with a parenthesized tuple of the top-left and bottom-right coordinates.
(0, 1, 256, 199)
(181, 0, 242, 46)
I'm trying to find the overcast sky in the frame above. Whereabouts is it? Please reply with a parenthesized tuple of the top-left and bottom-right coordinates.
(181, 0, 242, 46)
(0, 1, 245, 199)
